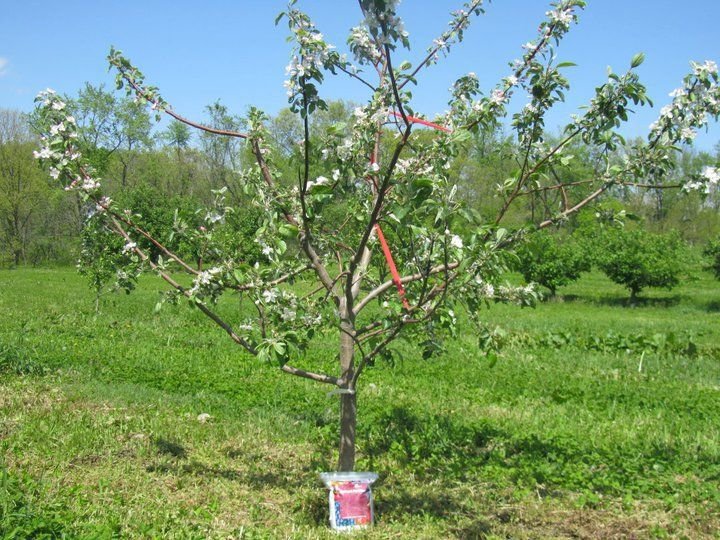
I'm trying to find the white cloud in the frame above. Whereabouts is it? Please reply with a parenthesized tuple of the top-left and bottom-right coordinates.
(0, 58, 8, 76)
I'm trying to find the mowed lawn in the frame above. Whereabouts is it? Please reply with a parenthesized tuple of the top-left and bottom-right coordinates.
(1, 267, 719, 539)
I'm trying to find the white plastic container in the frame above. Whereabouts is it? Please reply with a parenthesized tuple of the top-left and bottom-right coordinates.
(319, 472, 379, 531)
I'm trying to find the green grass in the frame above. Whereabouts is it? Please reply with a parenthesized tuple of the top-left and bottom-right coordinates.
(1, 267, 719, 538)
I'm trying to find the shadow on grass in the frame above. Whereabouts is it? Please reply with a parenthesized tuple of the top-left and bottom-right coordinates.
(378, 488, 460, 519)
(361, 405, 714, 500)
(707, 300, 720, 313)
(146, 455, 313, 490)
(373, 486, 496, 536)
(140, 406, 713, 526)
(153, 437, 187, 459)
(559, 293, 683, 308)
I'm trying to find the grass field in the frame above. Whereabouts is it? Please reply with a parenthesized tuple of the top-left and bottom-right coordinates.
(1, 267, 719, 539)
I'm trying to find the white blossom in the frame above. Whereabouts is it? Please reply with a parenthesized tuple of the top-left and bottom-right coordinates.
(307, 175, 329, 190)
(49, 122, 66, 136)
(693, 60, 718, 76)
(262, 289, 278, 303)
(680, 127, 696, 140)
(81, 177, 100, 191)
(490, 89, 506, 105)
(96, 196, 112, 213)
(205, 211, 223, 224)
(348, 26, 382, 64)
(547, 8, 574, 27)
(192, 267, 223, 294)
(33, 147, 52, 159)
(281, 308, 297, 322)
(669, 88, 686, 98)
(702, 166, 720, 185)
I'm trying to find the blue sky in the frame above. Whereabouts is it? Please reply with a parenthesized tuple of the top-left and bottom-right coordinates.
(1, 0, 718, 150)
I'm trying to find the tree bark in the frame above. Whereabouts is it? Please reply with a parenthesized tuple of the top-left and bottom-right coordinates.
(337, 302, 357, 471)
(338, 390, 357, 472)
(629, 287, 639, 306)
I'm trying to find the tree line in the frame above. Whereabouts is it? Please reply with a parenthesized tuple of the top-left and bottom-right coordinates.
(1, 84, 719, 272)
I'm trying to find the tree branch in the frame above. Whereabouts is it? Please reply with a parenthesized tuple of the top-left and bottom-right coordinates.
(115, 71, 248, 139)
(397, 0, 484, 91)
(281, 363, 341, 386)
(109, 217, 257, 355)
(537, 185, 610, 229)
(354, 261, 460, 315)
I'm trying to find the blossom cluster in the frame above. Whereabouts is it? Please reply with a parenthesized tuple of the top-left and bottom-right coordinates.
(684, 165, 720, 194)
(649, 60, 720, 145)
(449, 1, 585, 134)
(359, 0, 409, 50)
(281, 7, 341, 113)
(33, 89, 102, 195)
(108, 47, 168, 119)
(348, 26, 382, 65)
(546, 2, 580, 30)
(188, 266, 224, 299)
(425, 1, 485, 65)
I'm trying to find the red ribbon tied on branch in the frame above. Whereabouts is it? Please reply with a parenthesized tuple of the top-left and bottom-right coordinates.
(372, 111, 452, 311)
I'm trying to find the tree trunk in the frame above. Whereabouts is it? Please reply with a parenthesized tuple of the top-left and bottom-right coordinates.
(337, 305, 357, 471)
(629, 287, 639, 305)
(338, 391, 357, 471)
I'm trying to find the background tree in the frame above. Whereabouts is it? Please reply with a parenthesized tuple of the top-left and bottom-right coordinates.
(71, 84, 153, 186)
(596, 228, 686, 302)
(514, 230, 590, 297)
(704, 236, 720, 279)
(199, 101, 247, 200)
(0, 109, 50, 266)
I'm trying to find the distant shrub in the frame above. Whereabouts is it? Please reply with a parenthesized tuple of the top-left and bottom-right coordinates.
(704, 237, 720, 279)
(597, 229, 685, 301)
(515, 231, 590, 297)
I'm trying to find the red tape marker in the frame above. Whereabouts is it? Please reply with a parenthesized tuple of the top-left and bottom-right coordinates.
(374, 222, 410, 310)
(373, 111, 451, 310)
(389, 111, 451, 132)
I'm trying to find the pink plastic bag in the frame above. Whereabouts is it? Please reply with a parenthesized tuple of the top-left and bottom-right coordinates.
(320, 472, 379, 531)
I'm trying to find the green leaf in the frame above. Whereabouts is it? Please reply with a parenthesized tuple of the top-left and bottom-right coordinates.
(327, 122, 347, 136)
(450, 129, 472, 144)
(278, 224, 299, 238)
(487, 351, 498, 368)
(630, 52, 645, 69)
